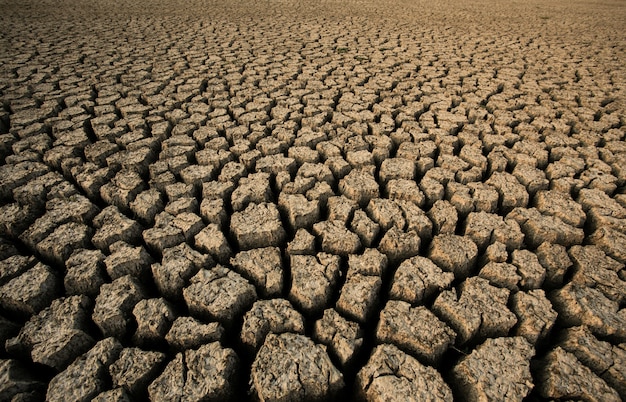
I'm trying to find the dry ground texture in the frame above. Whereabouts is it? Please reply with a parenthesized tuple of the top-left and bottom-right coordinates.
(0, 0, 625, 400)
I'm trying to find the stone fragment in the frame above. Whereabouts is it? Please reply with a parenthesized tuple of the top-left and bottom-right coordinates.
(550, 282, 626, 341)
(148, 343, 239, 402)
(390, 256, 455, 304)
(428, 234, 478, 279)
(452, 337, 535, 402)
(313, 309, 364, 368)
(132, 298, 176, 347)
(46, 338, 123, 402)
(6, 295, 93, 370)
(151, 242, 212, 300)
(432, 277, 517, 344)
(377, 301, 455, 365)
(537, 347, 620, 402)
(250, 333, 344, 402)
(289, 253, 341, 315)
(0, 262, 59, 317)
(165, 316, 224, 351)
(92, 275, 146, 338)
(312, 220, 361, 256)
(109, 348, 166, 397)
(230, 203, 286, 250)
(240, 298, 305, 353)
(183, 265, 257, 325)
(355, 343, 453, 402)
(194, 223, 232, 264)
(230, 247, 283, 297)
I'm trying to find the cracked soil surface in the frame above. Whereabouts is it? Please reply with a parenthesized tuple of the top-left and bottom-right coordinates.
(0, 0, 625, 400)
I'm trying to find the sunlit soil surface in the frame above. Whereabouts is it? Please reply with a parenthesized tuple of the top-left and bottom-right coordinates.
(0, 0, 625, 400)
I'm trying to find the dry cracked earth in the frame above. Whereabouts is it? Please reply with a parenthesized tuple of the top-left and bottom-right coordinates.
(0, 0, 625, 400)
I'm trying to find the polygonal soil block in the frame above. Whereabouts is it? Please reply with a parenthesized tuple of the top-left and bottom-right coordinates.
(452, 337, 535, 402)
(376, 300, 455, 365)
(250, 333, 344, 402)
(230, 203, 286, 250)
(355, 343, 453, 402)
(183, 266, 257, 325)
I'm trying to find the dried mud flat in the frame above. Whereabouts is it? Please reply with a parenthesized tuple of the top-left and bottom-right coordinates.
(0, 0, 625, 400)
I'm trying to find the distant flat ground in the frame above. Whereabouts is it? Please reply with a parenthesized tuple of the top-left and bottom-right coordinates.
(0, 0, 625, 401)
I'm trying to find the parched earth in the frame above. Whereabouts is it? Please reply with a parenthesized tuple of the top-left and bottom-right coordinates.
(0, 0, 625, 400)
